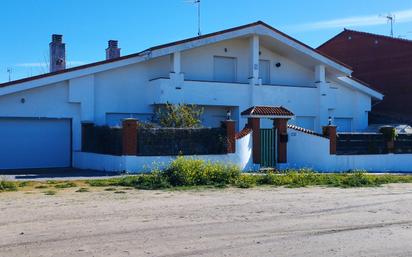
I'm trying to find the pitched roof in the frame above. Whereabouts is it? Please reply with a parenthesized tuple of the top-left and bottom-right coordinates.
(0, 21, 352, 88)
(318, 28, 412, 50)
(241, 106, 294, 117)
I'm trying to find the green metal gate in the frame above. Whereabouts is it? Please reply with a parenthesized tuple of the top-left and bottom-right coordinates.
(260, 128, 276, 168)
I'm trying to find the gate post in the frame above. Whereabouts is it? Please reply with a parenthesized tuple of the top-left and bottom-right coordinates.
(322, 125, 337, 155)
(224, 120, 236, 153)
(248, 118, 260, 164)
(122, 118, 138, 156)
(275, 118, 289, 163)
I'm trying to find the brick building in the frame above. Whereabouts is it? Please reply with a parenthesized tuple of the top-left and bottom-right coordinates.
(318, 29, 412, 124)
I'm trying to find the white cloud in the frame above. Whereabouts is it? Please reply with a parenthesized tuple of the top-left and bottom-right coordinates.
(292, 8, 412, 31)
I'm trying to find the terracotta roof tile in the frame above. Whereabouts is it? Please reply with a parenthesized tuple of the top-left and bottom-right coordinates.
(287, 124, 326, 138)
(235, 126, 252, 139)
(241, 106, 294, 117)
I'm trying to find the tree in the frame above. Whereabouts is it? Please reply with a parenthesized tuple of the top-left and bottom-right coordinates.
(156, 103, 204, 128)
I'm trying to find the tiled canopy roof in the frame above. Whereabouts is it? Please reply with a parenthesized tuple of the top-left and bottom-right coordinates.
(241, 106, 294, 118)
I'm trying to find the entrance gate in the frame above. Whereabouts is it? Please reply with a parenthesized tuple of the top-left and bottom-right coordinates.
(260, 128, 277, 168)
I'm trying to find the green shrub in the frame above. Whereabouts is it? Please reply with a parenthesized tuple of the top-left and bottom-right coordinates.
(235, 174, 257, 188)
(164, 157, 241, 186)
(0, 180, 17, 192)
(118, 173, 171, 190)
(156, 103, 204, 128)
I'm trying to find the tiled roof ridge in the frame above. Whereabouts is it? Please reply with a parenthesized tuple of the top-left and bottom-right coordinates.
(287, 124, 326, 138)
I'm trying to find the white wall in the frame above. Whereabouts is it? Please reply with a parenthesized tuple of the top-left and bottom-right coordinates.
(0, 82, 82, 151)
(73, 131, 255, 172)
(287, 128, 412, 172)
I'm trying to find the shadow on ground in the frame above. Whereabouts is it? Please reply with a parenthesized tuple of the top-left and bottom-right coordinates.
(0, 168, 121, 181)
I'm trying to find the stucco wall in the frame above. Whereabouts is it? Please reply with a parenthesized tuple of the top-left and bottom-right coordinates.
(287, 128, 412, 172)
(0, 82, 82, 150)
(73, 131, 254, 172)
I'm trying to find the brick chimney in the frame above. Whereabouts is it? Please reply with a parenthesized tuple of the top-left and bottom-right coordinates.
(49, 34, 66, 72)
(106, 40, 121, 60)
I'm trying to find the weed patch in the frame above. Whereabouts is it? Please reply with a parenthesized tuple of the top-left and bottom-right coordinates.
(44, 190, 57, 195)
(76, 188, 89, 193)
(55, 182, 77, 189)
(0, 180, 17, 192)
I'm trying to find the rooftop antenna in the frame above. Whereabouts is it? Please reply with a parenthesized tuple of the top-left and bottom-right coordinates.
(6, 68, 12, 82)
(380, 13, 395, 37)
(185, 0, 201, 36)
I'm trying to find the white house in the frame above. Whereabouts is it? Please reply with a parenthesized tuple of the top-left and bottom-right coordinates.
(0, 21, 383, 170)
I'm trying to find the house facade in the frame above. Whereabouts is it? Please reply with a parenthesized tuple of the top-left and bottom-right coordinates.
(0, 21, 383, 170)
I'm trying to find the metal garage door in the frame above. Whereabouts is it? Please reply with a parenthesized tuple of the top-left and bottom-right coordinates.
(0, 118, 71, 170)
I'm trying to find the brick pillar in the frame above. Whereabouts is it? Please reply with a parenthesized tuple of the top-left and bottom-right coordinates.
(225, 120, 236, 153)
(122, 118, 138, 156)
(248, 118, 260, 164)
(81, 122, 94, 152)
(275, 118, 289, 163)
(322, 125, 337, 155)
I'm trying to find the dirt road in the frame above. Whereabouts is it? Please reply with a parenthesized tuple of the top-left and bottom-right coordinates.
(1, 185, 412, 257)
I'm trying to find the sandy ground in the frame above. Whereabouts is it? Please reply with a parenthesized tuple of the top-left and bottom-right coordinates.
(2, 185, 412, 257)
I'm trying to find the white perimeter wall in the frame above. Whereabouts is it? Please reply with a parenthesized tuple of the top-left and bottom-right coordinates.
(73, 132, 255, 173)
(287, 129, 412, 172)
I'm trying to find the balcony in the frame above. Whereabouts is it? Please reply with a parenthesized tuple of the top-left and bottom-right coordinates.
(148, 77, 319, 111)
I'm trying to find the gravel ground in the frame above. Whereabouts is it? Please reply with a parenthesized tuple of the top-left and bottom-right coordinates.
(1, 185, 412, 257)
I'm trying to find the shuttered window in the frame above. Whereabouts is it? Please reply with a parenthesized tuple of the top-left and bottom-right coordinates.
(213, 56, 237, 82)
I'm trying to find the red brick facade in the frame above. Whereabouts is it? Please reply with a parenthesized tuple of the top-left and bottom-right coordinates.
(318, 29, 412, 123)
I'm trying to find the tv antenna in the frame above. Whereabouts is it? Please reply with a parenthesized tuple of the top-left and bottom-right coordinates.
(186, 0, 201, 36)
(380, 13, 395, 37)
(6, 68, 12, 82)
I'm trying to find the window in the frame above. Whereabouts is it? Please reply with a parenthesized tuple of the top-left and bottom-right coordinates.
(259, 60, 270, 84)
(213, 56, 237, 82)
(334, 118, 352, 132)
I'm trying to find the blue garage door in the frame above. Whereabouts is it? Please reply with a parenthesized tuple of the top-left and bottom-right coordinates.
(0, 118, 71, 170)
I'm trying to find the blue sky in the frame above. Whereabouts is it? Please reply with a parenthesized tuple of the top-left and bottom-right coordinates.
(1, 0, 412, 83)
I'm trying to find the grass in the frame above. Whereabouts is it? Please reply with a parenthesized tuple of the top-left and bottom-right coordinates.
(54, 182, 77, 189)
(3, 158, 412, 194)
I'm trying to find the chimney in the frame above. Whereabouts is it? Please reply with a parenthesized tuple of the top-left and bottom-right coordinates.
(49, 34, 66, 72)
(106, 40, 121, 60)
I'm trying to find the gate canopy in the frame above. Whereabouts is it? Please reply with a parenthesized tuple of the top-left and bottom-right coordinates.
(241, 106, 294, 119)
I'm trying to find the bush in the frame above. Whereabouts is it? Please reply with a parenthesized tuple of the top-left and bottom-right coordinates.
(156, 103, 204, 128)
(0, 180, 17, 192)
(117, 173, 171, 190)
(164, 157, 241, 186)
(235, 174, 257, 188)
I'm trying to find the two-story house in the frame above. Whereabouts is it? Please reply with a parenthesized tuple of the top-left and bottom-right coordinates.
(0, 21, 383, 170)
